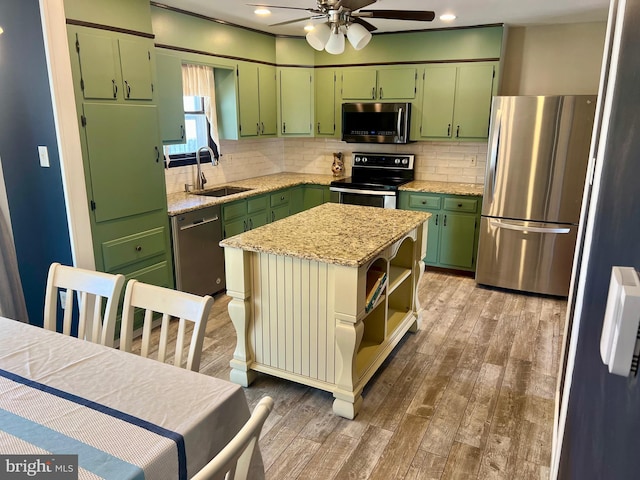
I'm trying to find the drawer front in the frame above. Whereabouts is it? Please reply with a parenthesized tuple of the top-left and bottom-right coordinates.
(223, 200, 247, 221)
(124, 260, 171, 287)
(270, 190, 290, 207)
(102, 227, 166, 271)
(443, 197, 478, 213)
(408, 194, 441, 210)
(247, 195, 268, 214)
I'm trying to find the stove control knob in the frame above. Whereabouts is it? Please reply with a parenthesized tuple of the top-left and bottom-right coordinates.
(402, 158, 409, 165)
(395, 158, 401, 164)
(354, 157, 360, 163)
(362, 157, 367, 163)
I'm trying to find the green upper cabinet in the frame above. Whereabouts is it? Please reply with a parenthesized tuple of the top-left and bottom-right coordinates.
(155, 53, 185, 144)
(279, 68, 313, 136)
(315, 69, 336, 136)
(418, 63, 496, 140)
(82, 103, 166, 223)
(258, 65, 277, 136)
(75, 31, 154, 102)
(237, 63, 277, 137)
(341, 67, 416, 101)
(118, 38, 154, 100)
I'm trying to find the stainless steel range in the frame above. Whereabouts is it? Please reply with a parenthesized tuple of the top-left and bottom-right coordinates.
(329, 152, 415, 209)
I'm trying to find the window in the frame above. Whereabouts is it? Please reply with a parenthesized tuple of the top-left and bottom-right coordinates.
(165, 96, 210, 157)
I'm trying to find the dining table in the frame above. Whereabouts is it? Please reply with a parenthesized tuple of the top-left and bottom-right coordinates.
(0, 317, 264, 479)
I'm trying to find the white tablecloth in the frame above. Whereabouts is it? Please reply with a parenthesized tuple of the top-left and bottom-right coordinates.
(0, 317, 263, 479)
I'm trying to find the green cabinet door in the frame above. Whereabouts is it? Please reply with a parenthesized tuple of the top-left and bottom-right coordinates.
(303, 185, 326, 210)
(271, 204, 290, 222)
(341, 68, 377, 100)
(289, 186, 305, 215)
(82, 103, 166, 223)
(280, 68, 313, 135)
(315, 69, 336, 136)
(248, 211, 268, 230)
(452, 64, 495, 139)
(258, 65, 277, 136)
(377, 68, 416, 100)
(76, 31, 119, 100)
(424, 211, 441, 265)
(155, 53, 185, 144)
(420, 66, 457, 138)
(438, 213, 477, 269)
(224, 217, 246, 238)
(118, 38, 153, 101)
(237, 63, 260, 137)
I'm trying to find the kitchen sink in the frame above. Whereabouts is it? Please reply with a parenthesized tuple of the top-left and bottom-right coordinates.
(192, 186, 252, 197)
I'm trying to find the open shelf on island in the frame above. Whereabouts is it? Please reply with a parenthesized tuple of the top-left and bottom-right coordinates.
(388, 265, 411, 294)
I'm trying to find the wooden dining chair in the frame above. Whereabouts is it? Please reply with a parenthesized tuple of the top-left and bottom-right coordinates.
(43, 262, 125, 347)
(119, 279, 214, 372)
(191, 396, 274, 480)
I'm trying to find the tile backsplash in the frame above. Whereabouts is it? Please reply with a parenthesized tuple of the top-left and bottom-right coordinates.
(163, 137, 488, 194)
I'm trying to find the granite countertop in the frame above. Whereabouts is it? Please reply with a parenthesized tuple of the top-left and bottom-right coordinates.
(220, 202, 431, 267)
(166, 173, 336, 216)
(400, 181, 484, 196)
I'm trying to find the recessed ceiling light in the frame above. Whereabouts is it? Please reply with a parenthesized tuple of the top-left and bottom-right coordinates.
(439, 13, 456, 21)
(254, 8, 271, 15)
(0, 27, 4, 35)
(304, 25, 315, 32)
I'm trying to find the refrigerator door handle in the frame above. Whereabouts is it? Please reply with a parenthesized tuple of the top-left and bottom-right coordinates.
(489, 219, 571, 234)
(487, 109, 502, 205)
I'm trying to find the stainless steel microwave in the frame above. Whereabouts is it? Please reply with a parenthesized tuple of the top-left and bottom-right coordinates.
(341, 102, 411, 144)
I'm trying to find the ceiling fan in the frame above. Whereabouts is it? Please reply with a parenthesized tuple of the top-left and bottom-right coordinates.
(248, 0, 436, 54)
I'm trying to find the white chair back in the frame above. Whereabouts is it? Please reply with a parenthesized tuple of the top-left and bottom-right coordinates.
(119, 279, 214, 372)
(43, 262, 125, 347)
(191, 396, 274, 480)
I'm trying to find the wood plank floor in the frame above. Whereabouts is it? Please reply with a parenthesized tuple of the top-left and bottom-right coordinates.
(139, 269, 565, 479)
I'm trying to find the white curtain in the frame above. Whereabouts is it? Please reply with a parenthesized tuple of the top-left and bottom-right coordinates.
(181, 64, 220, 153)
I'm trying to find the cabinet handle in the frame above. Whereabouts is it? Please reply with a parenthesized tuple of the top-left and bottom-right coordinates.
(243, 220, 247, 232)
(112, 79, 118, 99)
(256, 123, 260, 135)
(180, 124, 185, 140)
(435, 214, 438, 226)
(155, 146, 160, 163)
(447, 124, 451, 137)
(456, 125, 460, 138)
(271, 211, 275, 222)
(371, 87, 375, 99)
(249, 218, 253, 229)
(379, 87, 384, 99)
(444, 214, 447, 227)
(124, 80, 131, 98)
(261, 122, 265, 134)
(282, 122, 286, 133)
(135, 245, 142, 252)
(317, 122, 320, 134)
(458, 203, 463, 207)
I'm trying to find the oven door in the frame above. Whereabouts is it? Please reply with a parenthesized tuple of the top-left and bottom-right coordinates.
(330, 186, 397, 209)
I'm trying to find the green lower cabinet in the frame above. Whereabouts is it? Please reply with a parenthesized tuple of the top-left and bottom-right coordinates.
(399, 192, 481, 272)
(303, 185, 328, 210)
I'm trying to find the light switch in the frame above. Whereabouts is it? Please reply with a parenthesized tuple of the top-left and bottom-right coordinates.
(600, 266, 640, 376)
(38, 145, 50, 168)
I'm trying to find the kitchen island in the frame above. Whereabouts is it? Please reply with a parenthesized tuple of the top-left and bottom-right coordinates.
(220, 203, 430, 419)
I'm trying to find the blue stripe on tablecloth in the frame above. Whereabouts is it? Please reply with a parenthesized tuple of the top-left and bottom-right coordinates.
(0, 408, 144, 479)
(0, 368, 187, 480)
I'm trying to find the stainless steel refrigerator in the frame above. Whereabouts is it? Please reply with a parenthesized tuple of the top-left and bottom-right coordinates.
(476, 95, 597, 296)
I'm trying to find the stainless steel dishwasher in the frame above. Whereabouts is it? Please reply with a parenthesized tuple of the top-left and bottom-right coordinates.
(171, 205, 225, 296)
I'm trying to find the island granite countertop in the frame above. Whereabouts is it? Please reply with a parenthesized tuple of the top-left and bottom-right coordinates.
(220, 202, 431, 267)
(166, 173, 335, 216)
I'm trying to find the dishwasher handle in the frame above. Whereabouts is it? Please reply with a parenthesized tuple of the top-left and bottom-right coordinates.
(179, 215, 219, 231)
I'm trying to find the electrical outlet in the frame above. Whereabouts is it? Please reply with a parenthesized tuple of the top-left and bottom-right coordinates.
(38, 145, 50, 167)
(59, 290, 67, 308)
(470, 155, 477, 167)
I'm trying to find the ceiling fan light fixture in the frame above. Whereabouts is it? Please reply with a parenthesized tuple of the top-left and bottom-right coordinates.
(324, 25, 345, 55)
(254, 8, 271, 15)
(346, 23, 372, 50)
(439, 13, 456, 21)
(306, 22, 331, 50)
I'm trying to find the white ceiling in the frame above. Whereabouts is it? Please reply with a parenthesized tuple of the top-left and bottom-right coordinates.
(155, 0, 610, 37)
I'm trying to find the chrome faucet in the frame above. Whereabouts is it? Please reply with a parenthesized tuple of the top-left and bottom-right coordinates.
(185, 146, 218, 192)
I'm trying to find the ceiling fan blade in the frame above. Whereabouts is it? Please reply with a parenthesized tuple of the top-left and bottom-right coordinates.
(340, 0, 376, 12)
(351, 17, 377, 32)
(269, 16, 315, 27)
(357, 10, 436, 21)
(247, 4, 319, 13)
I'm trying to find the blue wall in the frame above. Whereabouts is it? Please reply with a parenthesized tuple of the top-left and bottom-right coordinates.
(0, 0, 73, 326)
(559, 0, 640, 477)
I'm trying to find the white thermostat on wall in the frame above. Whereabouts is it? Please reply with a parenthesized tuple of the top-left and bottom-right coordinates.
(600, 266, 640, 376)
